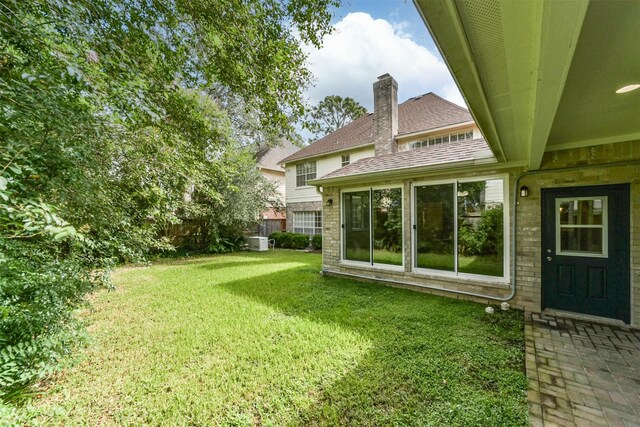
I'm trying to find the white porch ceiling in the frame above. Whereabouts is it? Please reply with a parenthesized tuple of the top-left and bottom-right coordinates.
(414, 0, 640, 170)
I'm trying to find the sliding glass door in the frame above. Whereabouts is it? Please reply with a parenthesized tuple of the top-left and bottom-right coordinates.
(414, 178, 505, 278)
(343, 187, 403, 266)
(343, 191, 370, 262)
(415, 184, 455, 271)
(372, 188, 403, 266)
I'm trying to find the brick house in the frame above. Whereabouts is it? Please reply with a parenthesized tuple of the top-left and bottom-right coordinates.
(280, 74, 480, 236)
(306, 1, 639, 326)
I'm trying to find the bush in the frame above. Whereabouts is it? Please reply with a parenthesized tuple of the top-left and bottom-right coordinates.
(311, 234, 322, 250)
(208, 233, 245, 254)
(269, 232, 310, 249)
(0, 239, 102, 401)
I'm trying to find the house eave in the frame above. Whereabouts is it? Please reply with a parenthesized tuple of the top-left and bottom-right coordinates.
(309, 158, 527, 188)
(279, 143, 375, 166)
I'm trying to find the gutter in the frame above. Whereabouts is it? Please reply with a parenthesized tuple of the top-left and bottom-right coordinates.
(308, 156, 515, 188)
(322, 159, 639, 303)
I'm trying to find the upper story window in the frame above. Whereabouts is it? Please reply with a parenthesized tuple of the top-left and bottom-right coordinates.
(411, 130, 474, 150)
(341, 154, 350, 167)
(296, 161, 316, 187)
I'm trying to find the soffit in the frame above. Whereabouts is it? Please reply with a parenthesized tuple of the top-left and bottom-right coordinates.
(414, 0, 639, 169)
(547, 0, 640, 150)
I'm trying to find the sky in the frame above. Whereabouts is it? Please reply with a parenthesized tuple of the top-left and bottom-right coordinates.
(301, 0, 466, 111)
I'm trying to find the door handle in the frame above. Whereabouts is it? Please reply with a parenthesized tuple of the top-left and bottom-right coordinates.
(547, 256, 553, 261)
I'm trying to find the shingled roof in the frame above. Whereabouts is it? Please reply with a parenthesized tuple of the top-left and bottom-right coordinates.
(280, 93, 472, 164)
(256, 139, 299, 172)
(309, 138, 495, 185)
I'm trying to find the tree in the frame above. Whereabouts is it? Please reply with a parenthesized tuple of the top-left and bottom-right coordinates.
(0, 0, 339, 402)
(306, 95, 367, 139)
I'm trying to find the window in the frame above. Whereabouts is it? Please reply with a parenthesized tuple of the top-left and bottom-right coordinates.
(411, 130, 475, 150)
(296, 161, 316, 187)
(414, 178, 506, 278)
(341, 154, 350, 167)
(294, 211, 322, 236)
(556, 197, 608, 257)
(343, 187, 403, 266)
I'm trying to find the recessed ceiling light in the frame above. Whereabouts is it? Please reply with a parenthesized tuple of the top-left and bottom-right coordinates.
(615, 84, 640, 94)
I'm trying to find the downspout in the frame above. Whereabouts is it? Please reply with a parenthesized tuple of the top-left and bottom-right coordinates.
(322, 160, 638, 302)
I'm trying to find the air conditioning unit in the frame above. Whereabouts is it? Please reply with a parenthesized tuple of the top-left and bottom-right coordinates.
(247, 236, 268, 251)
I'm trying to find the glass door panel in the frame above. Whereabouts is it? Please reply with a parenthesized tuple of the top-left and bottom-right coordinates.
(373, 188, 402, 266)
(457, 180, 504, 277)
(415, 184, 455, 271)
(343, 191, 370, 262)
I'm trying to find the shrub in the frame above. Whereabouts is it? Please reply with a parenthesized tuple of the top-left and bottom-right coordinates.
(311, 234, 322, 250)
(0, 239, 102, 401)
(208, 233, 245, 254)
(269, 232, 309, 249)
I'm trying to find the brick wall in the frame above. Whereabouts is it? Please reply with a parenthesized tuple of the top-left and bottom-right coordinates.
(285, 201, 323, 232)
(512, 140, 640, 323)
(321, 140, 640, 325)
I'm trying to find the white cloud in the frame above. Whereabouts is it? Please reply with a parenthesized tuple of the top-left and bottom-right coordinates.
(302, 12, 465, 111)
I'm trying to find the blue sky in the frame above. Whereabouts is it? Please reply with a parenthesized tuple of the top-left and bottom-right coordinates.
(333, 0, 438, 52)
(301, 0, 464, 111)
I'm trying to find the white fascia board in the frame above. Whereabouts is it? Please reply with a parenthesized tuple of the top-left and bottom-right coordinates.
(395, 121, 476, 141)
(279, 144, 374, 167)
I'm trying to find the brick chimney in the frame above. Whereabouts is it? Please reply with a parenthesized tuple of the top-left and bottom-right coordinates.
(373, 73, 398, 156)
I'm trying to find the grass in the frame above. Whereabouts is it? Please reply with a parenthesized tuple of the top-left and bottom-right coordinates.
(28, 251, 527, 426)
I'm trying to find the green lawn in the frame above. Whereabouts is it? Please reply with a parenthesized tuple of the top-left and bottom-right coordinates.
(30, 251, 527, 426)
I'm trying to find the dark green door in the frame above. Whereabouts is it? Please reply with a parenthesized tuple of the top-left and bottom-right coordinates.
(542, 184, 630, 323)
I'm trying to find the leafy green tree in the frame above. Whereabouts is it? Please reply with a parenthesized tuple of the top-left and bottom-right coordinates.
(306, 95, 368, 139)
(0, 0, 338, 402)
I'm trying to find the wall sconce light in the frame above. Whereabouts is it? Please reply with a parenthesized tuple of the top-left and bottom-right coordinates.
(520, 186, 529, 198)
(326, 198, 333, 206)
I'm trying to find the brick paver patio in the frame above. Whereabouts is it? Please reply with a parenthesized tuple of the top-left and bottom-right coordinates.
(526, 313, 640, 426)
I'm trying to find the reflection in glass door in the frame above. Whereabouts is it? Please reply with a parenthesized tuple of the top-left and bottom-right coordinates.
(372, 188, 403, 266)
(343, 191, 370, 262)
(415, 184, 455, 271)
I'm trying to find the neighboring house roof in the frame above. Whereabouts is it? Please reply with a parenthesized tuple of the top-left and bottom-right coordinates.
(256, 139, 299, 172)
(280, 93, 472, 164)
(309, 138, 495, 185)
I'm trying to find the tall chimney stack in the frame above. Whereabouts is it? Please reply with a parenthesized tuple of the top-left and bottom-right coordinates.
(373, 73, 398, 156)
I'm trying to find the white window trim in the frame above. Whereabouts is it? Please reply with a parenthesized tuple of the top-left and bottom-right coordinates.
(410, 130, 475, 150)
(293, 211, 322, 236)
(296, 161, 317, 187)
(555, 196, 608, 258)
(340, 184, 405, 270)
(411, 174, 510, 283)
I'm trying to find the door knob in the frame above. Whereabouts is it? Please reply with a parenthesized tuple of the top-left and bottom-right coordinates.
(547, 256, 553, 261)
(547, 249, 552, 254)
